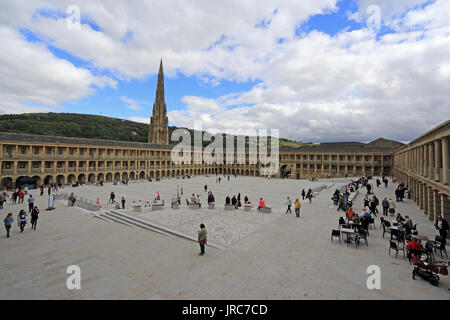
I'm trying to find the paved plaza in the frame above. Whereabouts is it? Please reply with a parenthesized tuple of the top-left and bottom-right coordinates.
(0, 176, 449, 299)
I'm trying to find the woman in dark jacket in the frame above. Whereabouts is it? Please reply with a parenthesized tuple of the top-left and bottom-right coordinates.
(31, 206, 40, 230)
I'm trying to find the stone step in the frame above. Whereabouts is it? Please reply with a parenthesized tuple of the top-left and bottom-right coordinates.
(105, 211, 172, 237)
(97, 212, 137, 229)
(108, 210, 226, 249)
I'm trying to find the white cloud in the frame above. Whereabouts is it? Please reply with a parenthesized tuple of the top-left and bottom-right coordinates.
(120, 96, 150, 111)
(1, 0, 449, 142)
(128, 116, 149, 124)
(0, 24, 116, 114)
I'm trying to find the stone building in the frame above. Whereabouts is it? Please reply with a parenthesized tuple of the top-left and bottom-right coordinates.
(392, 120, 450, 225)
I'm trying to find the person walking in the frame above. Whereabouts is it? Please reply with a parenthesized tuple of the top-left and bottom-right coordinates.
(388, 198, 396, 216)
(69, 192, 76, 206)
(40, 186, 44, 196)
(121, 196, 126, 209)
(108, 192, 115, 204)
(306, 189, 313, 203)
(301, 189, 305, 200)
(0, 192, 4, 209)
(435, 215, 449, 242)
(31, 206, 39, 230)
(285, 196, 292, 214)
(28, 194, 35, 213)
(3, 213, 13, 238)
(295, 198, 301, 217)
(19, 189, 25, 203)
(17, 210, 27, 233)
(382, 198, 389, 216)
(197, 223, 207, 255)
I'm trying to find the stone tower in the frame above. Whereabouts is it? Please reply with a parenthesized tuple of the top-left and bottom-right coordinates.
(148, 59, 169, 145)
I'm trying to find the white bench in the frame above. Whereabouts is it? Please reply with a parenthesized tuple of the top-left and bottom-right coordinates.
(172, 203, 180, 209)
(133, 205, 142, 212)
(244, 204, 252, 211)
(224, 204, 235, 210)
(259, 207, 272, 214)
(151, 204, 164, 211)
(188, 203, 200, 209)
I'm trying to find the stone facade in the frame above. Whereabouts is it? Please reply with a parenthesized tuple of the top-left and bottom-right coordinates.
(393, 119, 450, 231)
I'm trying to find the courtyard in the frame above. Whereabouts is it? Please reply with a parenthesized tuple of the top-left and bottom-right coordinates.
(0, 176, 448, 299)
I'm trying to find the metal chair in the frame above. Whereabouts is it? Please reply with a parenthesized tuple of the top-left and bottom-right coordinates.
(331, 229, 341, 244)
(389, 240, 405, 258)
(433, 235, 448, 259)
(382, 221, 392, 238)
(356, 227, 368, 247)
(424, 241, 435, 262)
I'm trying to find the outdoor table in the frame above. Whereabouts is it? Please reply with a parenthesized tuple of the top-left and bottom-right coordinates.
(340, 227, 356, 244)
(412, 235, 428, 243)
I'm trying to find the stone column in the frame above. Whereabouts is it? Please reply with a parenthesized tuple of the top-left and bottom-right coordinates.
(442, 136, 448, 185)
(429, 143, 434, 178)
(440, 194, 449, 230)
(428, 186, 434, 219)
(434, 139, 441, 181)
(432, 189, 441, 222)
(420, 182, 425, 210)
(424, 144, 429, 178)
(419, 145, 423, 176)
(423, 185, 429, 216)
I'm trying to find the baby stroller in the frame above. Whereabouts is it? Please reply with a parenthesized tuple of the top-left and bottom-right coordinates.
(411, 254, 448, 286)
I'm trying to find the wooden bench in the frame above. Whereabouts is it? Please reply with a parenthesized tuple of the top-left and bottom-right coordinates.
(259, 207, 272, 214)
(133, 205, 142, 212)
(151, 204, 164, 211)
(224, 204, 235, 210)
(171, 203, 180, 209)
(244, 204, 252, 211)
(188, 203, 200, 209)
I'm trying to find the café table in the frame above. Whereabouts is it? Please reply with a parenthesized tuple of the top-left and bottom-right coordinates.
(340, 227, 357, 246)
(411, 234, 429, 242)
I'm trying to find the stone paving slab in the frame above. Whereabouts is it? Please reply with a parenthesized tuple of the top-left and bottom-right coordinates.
(0, 176, 448, 299)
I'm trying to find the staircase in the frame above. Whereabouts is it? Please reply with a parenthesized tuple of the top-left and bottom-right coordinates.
(92, 210, 226, 249)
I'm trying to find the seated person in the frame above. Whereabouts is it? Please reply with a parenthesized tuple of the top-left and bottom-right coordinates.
(339, 217, 346, 225)
(404, 215, 413, 233)
(360, 216, 369, 230)
(351, 213, 360, 223)
(345, 207, 355, 220)
(360, 208, 367, 218)
(225, 196, 231, 205)
(191, 194, 197, 204)
(406, 238, 423, 259)
(258, 197, 265, 211)
(396, 213, 405, 223)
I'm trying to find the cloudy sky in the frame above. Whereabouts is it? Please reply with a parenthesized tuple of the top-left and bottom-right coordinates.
(1, 0, 449, 143)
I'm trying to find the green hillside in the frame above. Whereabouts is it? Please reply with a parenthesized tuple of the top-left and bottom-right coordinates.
(0, 112, 312, 148)
(0, 113, 153, 143)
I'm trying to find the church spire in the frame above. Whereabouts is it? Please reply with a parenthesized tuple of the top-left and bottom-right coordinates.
(154, 59, 165, 113)
(149, 59, 169, 145)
